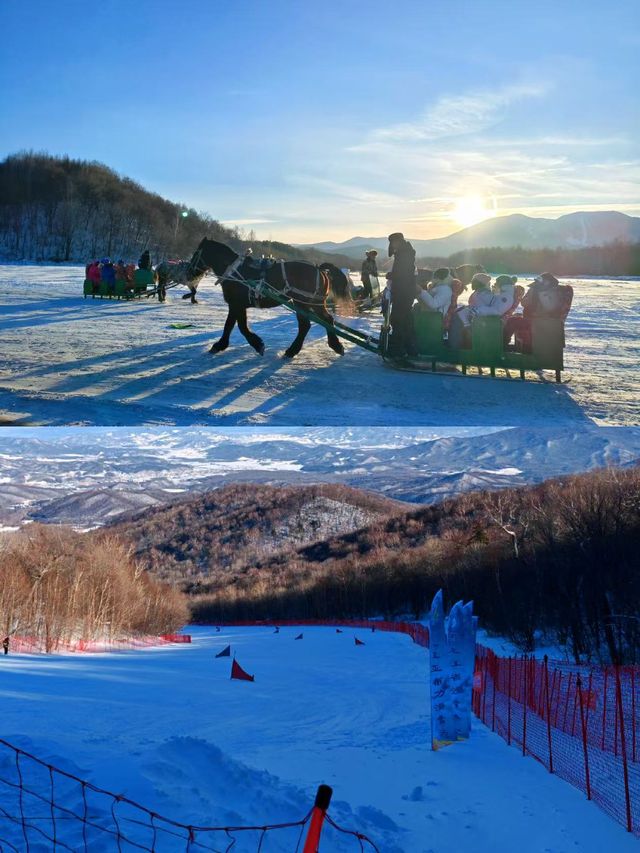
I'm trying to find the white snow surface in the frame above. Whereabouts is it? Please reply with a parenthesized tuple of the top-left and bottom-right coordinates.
(1, 625, 636, 852)
(1, 266, 638, 426)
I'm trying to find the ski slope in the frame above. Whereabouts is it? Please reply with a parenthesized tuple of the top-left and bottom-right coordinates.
(0, 625, 636, 852)
(0, 266, 638, 426)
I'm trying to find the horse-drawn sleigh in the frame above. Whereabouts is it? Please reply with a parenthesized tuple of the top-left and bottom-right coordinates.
(83, 268, 157, 300)
(82, 239, 571, 381)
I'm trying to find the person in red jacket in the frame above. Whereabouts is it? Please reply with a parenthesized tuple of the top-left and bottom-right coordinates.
(86, 261, 101, 293)
(504, 272, 573, 352)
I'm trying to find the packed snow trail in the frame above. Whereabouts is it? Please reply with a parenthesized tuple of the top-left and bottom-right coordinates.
(0, 626, 637, 852)
(0, 266, 638, 426)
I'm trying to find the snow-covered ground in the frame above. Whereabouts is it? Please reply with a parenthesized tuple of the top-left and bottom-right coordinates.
(1, 625, 636, 852)
(0, 266, 638, 426)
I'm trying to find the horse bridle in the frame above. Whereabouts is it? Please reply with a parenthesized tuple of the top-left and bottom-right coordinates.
(187, 247, 208, 280)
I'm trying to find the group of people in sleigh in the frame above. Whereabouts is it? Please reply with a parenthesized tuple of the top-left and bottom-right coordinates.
(85, 250, 154, 293)
(373, 233, 573, 358)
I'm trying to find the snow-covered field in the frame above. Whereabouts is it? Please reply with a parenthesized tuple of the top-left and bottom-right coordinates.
(0, 266, 638, 426)
(1, 625, 636, 852)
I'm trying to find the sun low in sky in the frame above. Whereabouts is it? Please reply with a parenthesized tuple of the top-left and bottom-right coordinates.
(1, 0, 639, 242)
(451, 196, 496, 229)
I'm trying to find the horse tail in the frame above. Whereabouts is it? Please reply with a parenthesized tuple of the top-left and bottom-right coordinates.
(319, 263, 351, 302)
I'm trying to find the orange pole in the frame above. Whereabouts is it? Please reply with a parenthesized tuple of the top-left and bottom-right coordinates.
(303, 785, 333, 853)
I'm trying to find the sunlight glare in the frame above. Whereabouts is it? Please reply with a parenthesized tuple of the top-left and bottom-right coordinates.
(452, 196, 493, 228)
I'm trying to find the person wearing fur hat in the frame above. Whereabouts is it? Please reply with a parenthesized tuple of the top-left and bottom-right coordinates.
(360, 250, 379, 300)
(386, 232, 417, 357)
(416, 267, 455, 316)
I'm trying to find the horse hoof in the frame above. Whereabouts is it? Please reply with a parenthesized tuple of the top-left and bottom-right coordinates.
(330, 342, 345, 355)
(283, 349, 297, 359)
(256, 343, 265, 356)
(210, 343, 226, 354)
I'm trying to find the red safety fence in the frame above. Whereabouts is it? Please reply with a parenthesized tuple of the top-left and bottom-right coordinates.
(223, 618, 430, 647)
(0, 739, 379, 852)
(159, 633, 192, 644)
(7, 633, 191, 655)
(219, 619, 640, 836)
(473, 647, 640, 836)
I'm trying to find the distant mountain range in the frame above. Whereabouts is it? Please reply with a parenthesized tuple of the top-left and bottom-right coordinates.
(299, 212, 640, 260)
(1, 427, 639, 530)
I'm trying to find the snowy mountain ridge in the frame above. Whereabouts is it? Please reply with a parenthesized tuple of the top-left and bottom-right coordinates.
(301, 211, 640, 258)
(1, 427, 638, 528)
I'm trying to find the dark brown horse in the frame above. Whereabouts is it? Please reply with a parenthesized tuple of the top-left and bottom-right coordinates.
(187, 239, 352, 358)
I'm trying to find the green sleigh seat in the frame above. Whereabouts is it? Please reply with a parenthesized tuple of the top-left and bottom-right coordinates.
(83, 273, 154, 300)
(412, 308, 566, 381)
(133, 268, 155, 291)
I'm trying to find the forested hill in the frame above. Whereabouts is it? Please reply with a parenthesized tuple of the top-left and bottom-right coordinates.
(102, 468, 640, 663)
(0, 152, 355, 267)
(104, 482, 408, 587)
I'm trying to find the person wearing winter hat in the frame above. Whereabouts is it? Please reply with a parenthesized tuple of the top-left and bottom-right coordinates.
(469, 272, 491, 291)
(416, 267, 455, 317)
(448, 272, 494, 349)
(360, 250, 379, 300)
(493, 273, 518, 294)
(101, 258, 116, 292)
(470, 273, 518, 318)
(504, 272, 573, 352)
(386, 232, 417, 357)
(522, 272, 565, 318)
(86, 260, 101, 289)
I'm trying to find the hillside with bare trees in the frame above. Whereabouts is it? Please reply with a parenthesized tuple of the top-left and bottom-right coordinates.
(0, 152, 355, 267)
(0, 525, 188, 651)
(106, 483, 408, 586)
(103, 470, 640, 664)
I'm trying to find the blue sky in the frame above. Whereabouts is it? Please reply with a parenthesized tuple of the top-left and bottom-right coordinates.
(1, 0, 639, 241)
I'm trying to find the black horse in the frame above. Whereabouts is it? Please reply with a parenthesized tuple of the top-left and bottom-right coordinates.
(187, 238, 352, 358)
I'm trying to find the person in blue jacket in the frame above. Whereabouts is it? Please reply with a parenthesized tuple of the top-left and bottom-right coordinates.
(101, 258, 116, 292)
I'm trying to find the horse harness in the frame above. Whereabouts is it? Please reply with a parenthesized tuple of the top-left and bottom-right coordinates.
(219, 257, 326, 307)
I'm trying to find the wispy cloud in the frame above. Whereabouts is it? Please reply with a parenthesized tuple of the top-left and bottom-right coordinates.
(351, 82, 549, 150)
(187, 79, 638, 242)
